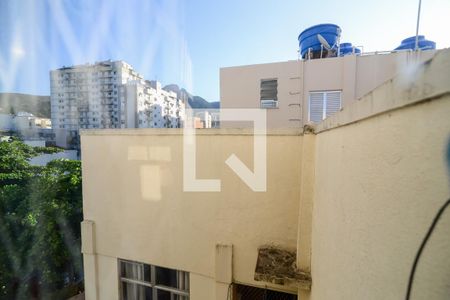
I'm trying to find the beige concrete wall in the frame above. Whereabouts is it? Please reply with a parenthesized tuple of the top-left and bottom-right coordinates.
(97, 255, 119, 300)
(190, 273, 216, 300)
(295, 132, 315, 300)
(81, 129, 303, 299)
(81, 48, 449, 300)
(220, 50, 437, 128)
(310, 49, 450, 300)
(220, 61, 302, 128)
(353, 50, 435, 101)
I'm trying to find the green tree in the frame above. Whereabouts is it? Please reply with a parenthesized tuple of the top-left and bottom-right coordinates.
(0, 137, 82, 299)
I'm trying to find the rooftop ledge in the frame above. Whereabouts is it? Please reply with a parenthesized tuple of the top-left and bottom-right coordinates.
(316, 48, 450, 133)
(80, 128, 304, 136)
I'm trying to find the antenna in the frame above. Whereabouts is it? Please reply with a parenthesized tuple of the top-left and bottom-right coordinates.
(415, 0, 422, 51)
(317, 34, 331, 50)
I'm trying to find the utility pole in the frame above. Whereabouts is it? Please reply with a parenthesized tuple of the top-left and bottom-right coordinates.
(415, 0, 422, 51)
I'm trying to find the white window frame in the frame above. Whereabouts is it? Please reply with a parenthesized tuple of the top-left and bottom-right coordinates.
(118, 259, 189, 300)
(308, 90, 342, 122)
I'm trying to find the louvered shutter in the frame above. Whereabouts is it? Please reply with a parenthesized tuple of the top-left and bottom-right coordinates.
(325, 91, 341, 117)
(309, 92, 324, 123)
(260, 79, 278, 101)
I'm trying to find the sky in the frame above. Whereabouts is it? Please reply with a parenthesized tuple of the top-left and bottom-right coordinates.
(0, 0, 449, 102)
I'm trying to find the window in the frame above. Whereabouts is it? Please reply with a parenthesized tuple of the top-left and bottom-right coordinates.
(234, 284, 297, 300)
(309, 91, 341, 123)
(119, 259, 189, 300)
(260, 79, 278, 108)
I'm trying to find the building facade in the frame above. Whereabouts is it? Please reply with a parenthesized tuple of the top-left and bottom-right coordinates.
(190, 111, 213, 129)
(0, 112, 51, 132)
(50, 60, 185, 148)
(14, 111, 51, 131)
(80, 50, 450, 299)
(0, 112, 54, 141)
(220, 50, 437, 128)
(124, 80, 185, 129)
(0, 113, 14, 131)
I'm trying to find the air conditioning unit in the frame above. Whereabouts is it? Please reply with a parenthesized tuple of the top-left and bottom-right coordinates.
(260, 99, 278, 109)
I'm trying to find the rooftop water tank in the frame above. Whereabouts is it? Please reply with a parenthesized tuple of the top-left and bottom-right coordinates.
(394, 35, 436, 51)
(339, 43, 361, 56)
(298, 24, 341, 59)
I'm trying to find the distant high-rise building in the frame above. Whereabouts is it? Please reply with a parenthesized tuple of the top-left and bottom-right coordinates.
(124, 80, 185, 129)
(50, 60, 185, 149)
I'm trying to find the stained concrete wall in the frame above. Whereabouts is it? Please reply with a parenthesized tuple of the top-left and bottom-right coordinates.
(310, 49, 450, 300)
(81, 129, 303, 299)
(220, 61, 302, 128)
(81, 49, 450, 300)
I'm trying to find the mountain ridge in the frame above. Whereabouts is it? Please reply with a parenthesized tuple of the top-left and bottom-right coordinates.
(0, 93, 50, 118)
(0, 86, 219, 119)
(163, 84, 220, 109)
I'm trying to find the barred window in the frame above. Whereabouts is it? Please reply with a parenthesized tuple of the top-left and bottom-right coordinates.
(234, 284, 297, 300)
(119, 259, 189, 300)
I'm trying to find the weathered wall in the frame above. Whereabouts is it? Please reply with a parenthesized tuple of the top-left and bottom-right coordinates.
(81, 48, 449, 300)
(220, 51, 436, 128)
(81, 129, 303, 299)
(220, 61, 302, 128)
(310, 49, 450, 300)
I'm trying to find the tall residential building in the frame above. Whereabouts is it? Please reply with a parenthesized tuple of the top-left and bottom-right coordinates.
(123, 80, 185, 128)
(50, 60, 185, 148)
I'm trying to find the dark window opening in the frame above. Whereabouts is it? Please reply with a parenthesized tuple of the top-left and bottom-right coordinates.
(234, 284, 297, 300)
(119, 259, 189, 300)
(260, 78, 278, 108)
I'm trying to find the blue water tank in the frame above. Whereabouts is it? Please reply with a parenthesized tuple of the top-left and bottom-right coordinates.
(298, 24, 341, 58)
(394, 35, 436, 51)
(339, 43, 361, 56)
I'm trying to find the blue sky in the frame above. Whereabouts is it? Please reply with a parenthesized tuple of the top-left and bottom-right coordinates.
(0, 0, 449, 102)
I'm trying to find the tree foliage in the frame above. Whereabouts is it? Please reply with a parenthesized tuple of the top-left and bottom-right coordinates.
(0, 137, 82, 299)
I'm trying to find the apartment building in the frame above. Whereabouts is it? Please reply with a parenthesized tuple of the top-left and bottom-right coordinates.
(50, 60, 185, 149)
(220, 50, 437, 128)
(0, 113, 13, 131)
(80, 50, 450, 299)
(124, 80, 185, 129)
(14, 111, 51, 130)
(0, 112, 51, 132)
(191, 111, 212, 129)
(0, 112, 54, 141)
